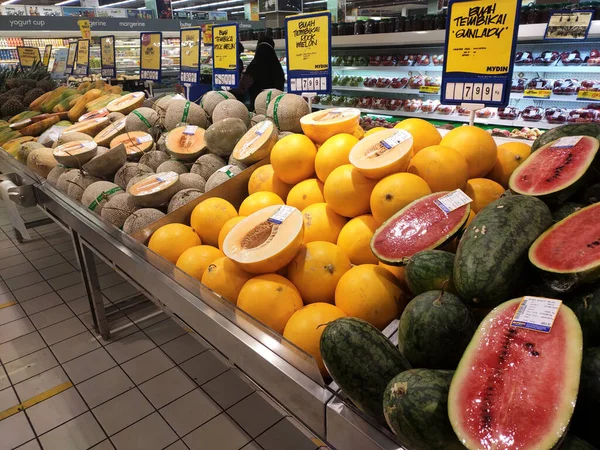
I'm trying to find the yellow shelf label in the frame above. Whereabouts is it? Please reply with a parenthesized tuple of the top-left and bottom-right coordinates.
(420, 85, 440, 94)
(523, 89, 552, 99)
(578, 90, 600, 101)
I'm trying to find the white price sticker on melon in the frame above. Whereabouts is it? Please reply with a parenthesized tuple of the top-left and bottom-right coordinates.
(381, 130, 412, 149)
(183, 125, 198, 135)
(511, 296, 562, 333)
(268, 205, 295, 224)
(551, 136, 582, 149)
(434, 189, 472, 213)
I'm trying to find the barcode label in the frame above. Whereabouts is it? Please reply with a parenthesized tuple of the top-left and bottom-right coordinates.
(267, 205, 295, 224)
(434, 189, 473, 213)
(511, 296, 562, 333)
(183, 125, 198, 135)
(551, 136, 581, 149)
(381, 130, 412, 149)
(136, 135, 153, 144)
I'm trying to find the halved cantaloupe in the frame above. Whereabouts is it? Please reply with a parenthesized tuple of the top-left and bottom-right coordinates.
(94, 116, 126, 147)
(106, 92, 145, 115)
(300, 108, 361, 145)
(232, 120, 278, 165)
(79, 108, 109, 122)
(165, 125, 206, 162)
(63, 117, 110, 137)
(110, 131, 154, 158)
(349, 128, 414, 179)
(53, 140, 97, 167)
(223, 204, 303, 274)
(129, 171, 180, 207)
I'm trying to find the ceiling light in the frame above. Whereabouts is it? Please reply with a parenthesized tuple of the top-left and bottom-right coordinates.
(55, 0, 78, 4)
(304, 0, 326, 4)
(99, 0, 136, 7)
(174, 0, 242, 11)
(1, 0, 19, 5)
(217, 4, 243, 9)
(230, 10, 243, 14)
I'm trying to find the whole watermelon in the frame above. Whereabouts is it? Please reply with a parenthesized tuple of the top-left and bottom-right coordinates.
(383, 369, 463, 450)
(570, 347, 600, 447)
(560, 434, 597, 450)
(567, 287, 600, 347)
(405, 250, 456, 295)
(531, 123, 600, 151)
(320, 317, 411, 425)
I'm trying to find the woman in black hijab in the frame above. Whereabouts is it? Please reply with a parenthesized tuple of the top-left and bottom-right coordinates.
(232, 36, 285, 106)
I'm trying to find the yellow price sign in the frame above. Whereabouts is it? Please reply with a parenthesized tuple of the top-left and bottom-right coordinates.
(140, 32, 162, 82)
(420, 85, 441, 94)
(203, 24, 213, 46)
(65, 41, 77, 74)
(286, 13, 329, 73)
(578, 90, 600, 101)
(180, 28, 200, 84)
(446, 0, 518, 75)
(212, 24, 237, 70)
(17, 46, 40, 68)
(78, 20, 91, 40)
(100, 36, 116, 78)
(42, 45, 52, 67)
(523, 89, 552, 99)
(74, 39, 89, 76)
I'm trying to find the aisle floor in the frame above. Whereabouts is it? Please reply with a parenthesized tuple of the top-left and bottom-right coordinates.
(0, 202, 330, 450)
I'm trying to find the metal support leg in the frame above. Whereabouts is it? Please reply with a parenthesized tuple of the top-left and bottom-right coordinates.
(71, 231, 110, 340)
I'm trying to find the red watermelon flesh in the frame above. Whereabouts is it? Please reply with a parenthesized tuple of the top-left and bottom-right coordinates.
(509, 136, 599, 196)
(370, 191, 470, 265)
(448, 299, 582, 450)
(529, 202, 600, 276)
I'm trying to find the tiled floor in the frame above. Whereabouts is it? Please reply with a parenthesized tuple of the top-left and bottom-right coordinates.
(0, 202, 329, 450)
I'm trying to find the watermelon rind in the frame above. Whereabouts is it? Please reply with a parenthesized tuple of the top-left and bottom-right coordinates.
(319, 317, 411, 425)
(567, 286, 600, 348)
(448, 298, 582, 450)
(405, 250, 456, 295)
(529, 203, 600, 284)
(371, 192, 470, 266)
(569, 347, 600, 448)
(560, 434, 597, 450)
(552, 202, 584, 223)
(454, 196, 552, 307)
(531, 123, 600, 152)
(383, 369, 463, 450)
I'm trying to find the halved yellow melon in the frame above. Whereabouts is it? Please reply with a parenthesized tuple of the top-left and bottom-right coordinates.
(110, 131, 154, 158)
(300, 108, 361, 145)
(348, 128, 414, 179)
(79, 108, 109, 122)
(53, 140, 97, 167)
(94, 116, 126, 147)
(232, 120, 278, 164)
(165, 125, 206, 162)
(223, 204, 303, 274)
(63, 117, 110, 137)
(106, 92, 145, 115)
(129, 171, 180, 207)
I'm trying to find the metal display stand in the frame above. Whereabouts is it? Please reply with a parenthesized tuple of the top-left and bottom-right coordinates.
(0, 151, 406, 450)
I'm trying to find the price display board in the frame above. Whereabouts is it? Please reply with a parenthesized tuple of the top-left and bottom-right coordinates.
(285, 11, 331, 95)
(42, 45, 52, 67)
(16, 46, 41, 68)
(100, 36, 116, 78)
(73, 39, 89, 77)
(180, 28, 201, 85)
(441, 0, 520, 107)
(544, 10, 594, 40)
(140, 32, 162, 82)
(65, 41, 78, 75)
(78, 19, 91, 39)
(212, 23, 238, 89)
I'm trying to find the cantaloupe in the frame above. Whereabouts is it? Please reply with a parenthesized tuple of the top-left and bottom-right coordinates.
(218, 216, 246, 250)
(237, 274, 303, 334)
(126, 107, 159, 132)
(314, 133, 359, 182)
(110, 131, 154, 160)
(204, 118, 247, 158)
(139, 151, 170, 171)
(254, 89, 283, 115)
(101, 193, 139, 228)
(148, 223, 201, 264)
(190, 198, 238, 247)
(201, 256, 252, 304)
(62, 117, 110, 137)
(156, 160, 188, 175)
(106, 92, 145, 115)
(223, 204, 303, 274)
(286, 178, 324, 211)
(231, 121, 278, 165)
(178, 173, 205, 191)
(56, 169, 78, 194)
(81, 181, 123, 214)
(47, 166, 68, 186)
(164, 99, 209, 131)
(176, 245, 224, 281)
(128, 171, 181, 207)
(287, 241, 351, 304)
(270, 134, 317, 184)
(200, 90, 235, 118)
(228, 154, 247, 171)
(165, 125, 206, 162)
(266, 94, 310, 133)
(66, 171, 101, 201)
(53, 131, 93, 148)
(370, 173, 432, 225)
(247, 164, 292, 199)
(205, 165, 242, 191)
(94, 116, 126, 147)
(212, 99, 250, 126)
(122, 208, 165, 235)
(167, 188, 203, 213)
(52, 140, 97, 167)
(114, 163, 154, 190)
(301, 202, 347, 244)
(337, 214, 380, 265)
(26, 148, 58, 178)
(323, 164, 377, 218)
(348, 128, 414, 179)
(191, 153, 226, 180)
(238, 192, 284, 216)
(300, 108, 361, 145)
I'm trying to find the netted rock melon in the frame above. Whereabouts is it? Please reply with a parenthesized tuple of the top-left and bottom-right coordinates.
(101, 193, 140, 228)
(212, 99, 250, 126)
(204, 118, 247, 158)
(168, 188, 203, 213)
(191, 153, 226, 180)
(66, 171, 102, 201)
(56, 169, 78, 193)
(157, 160, 188, 175)
(165, 125, 207, 162)
(254, 89, 283, 116)
(266, 94, 310, 133)
(126, 107, 159, 132)
(83, 144, 127, 178)
(46, 165, 69, 186)
(200, 90, 235, 118)
(26, 148, 57, 178)
(178, 172, 205, 191)
(81, 181, 123, 214)
(139, 151, 170, 171)
(123, 208, 165, 235)
(128, 171, 181, 207)
(205, 165, 242, 191)
(114, 163, 154, 190)
(163, 99, 208, 131)
(53, 131, 93, 148)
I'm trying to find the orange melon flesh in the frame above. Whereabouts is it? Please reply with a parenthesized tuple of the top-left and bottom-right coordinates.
(94, 117, 126, 147)
(349, 128, 414, 179)
(165, 125, 206, 162)
(63, 117, 110, 137)
(106, 92, 145, 114)
(232, 121, 278, 164)
(300, 108, 361, 145)
(79, 108, 109, 122)
(110, 131, 154, 156)
(449, 298, 582, 450)
(223, 204, 303, 274)
(53, 140, 97, 167)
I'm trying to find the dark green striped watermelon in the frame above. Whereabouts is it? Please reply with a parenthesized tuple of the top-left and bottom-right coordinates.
(552, 202, 584, 223)
(405, 250, 456, 295)
(383, 369, 463, 450)
(570, 347, 600, 448)
(567, 287, 600, 348)
(320, 317, 411, 425)
(560, 434, 598, 450)
(454, 196, 552, 307)
(397, 290, 476, 369)
(531, 123, 600, 151)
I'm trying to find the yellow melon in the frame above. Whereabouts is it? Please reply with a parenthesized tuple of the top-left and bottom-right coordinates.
(176, 245, 224, 281)
(270, 134, 317, 184)
(353, 125, 365, 139)
(314, 133, 358, 183)
(407, 145, 469, 192)
(440, 125, 498, 178)
(201, 257, 252, 304)
(378, 262, 410, 293)
(287, 241, 352, 304)
(190, 198, 237, 247)
(286, 178, 324, 211)
(247, 164, 293, 199)
(237, 274, 303, 334)
(335, 264, 407, 330)
(238, 191, 284, 216)
(394, 118, 441, 153)
(488, 142, 531, 188)
(323, 164, 377, 218)
(218, 216, 246, 250)
(148, 223, 201, 264)
(348, 128, 414, 179)
(300, 108, 361, 145)
(223, 205, 303, 274)
(365, 126, 386, 136)
(336, 215, 379, 265)
(302, 203, 347, 244)
(464, 178, 505, 213)
(283, 303, 346, 375)
(370, 173, 432, 225)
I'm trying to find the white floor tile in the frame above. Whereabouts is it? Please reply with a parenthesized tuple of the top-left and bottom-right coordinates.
(111, 412, 177, 450)
(105, 331, 156, 364)
(77, 366, 135, 409)
(4, 347, 58, 384)
(50, 330, 100, 363)
(0, 331, 46, 363)
(160, 388, 222, 437)
(121, 348, 174, 385)
(0, 317, 36, 345)
(139, 367, 196, 409)
(183, 413, 251, 450)
(39, 316, 86, 346)
(39, 411, 106, 450)
(20, 292, 63, 316)
(0, 412, 36, 450)
(26, 387, 88, 435)
(29, 304, 74, 330)
(0, 386, 19, 411)
(62, 347, 116, 384)
(0, 303, 26, 326)
(160, 333, 207, 364)
(14, 366, 69, 401)
(180, 350, 229, 386)
(92, 388, 153, 435)
(143, 318, 185, 346)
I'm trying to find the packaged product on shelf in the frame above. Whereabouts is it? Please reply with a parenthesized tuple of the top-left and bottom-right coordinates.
(384, 98, 404, 111)
(527, 77, 553, 90)
(363, 77, 376, 87)
(421, 99, 440, 113)
(358, 97, 374, 108)
(522, 106, 544, 122)
(560, 50, 583, 65)
(403, 99, 422, 112)
(432, 54, 444, 66)
(545, 107, 568, 124)
(424, 76, 441, 87)
(588, 49, 600, 65)
(568, 108, 600, 123)
(375, 77, 391, 88)
(476, 107, 495, 118)
(552, 79, 580, 95)
(408, 75, 424, 89)
(416, 54, 430, 66)
(390, 77, 409, 89)
(580, 80, 600, 92)
(456, 106, 471, 116)
(498, 106, 521, 120)
(511, 78, 528, 92)
(535, 50, 559, 65)
(397, 54, 416, 66)
(372, 97, 386, 110)
(343, 97, 359, 107)
(515, 51, 534, 65)
(381, 55, 397, 66)
(436, 104, 455, 115)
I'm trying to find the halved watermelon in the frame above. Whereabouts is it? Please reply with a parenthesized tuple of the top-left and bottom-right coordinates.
(529, 202, 600, 285)
(370, 192, 470, 265)
(509, 136, 599, 202)
(448, 298, 582, 450)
